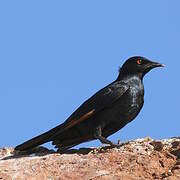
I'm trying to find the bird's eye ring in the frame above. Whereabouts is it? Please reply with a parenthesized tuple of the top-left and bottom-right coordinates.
(137, 59, 142, 65)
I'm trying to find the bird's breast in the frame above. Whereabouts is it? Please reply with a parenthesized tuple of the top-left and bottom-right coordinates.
(129, 86, 144, 106)
(122, 85, 144, 121)
(110, 83, 144, 122)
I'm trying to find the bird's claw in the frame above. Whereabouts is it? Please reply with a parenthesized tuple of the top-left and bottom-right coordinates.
(110, 142, 123, 148)
(109, 139, 127, 148)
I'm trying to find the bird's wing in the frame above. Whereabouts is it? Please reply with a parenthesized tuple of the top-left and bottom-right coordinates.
(52, 81, 129, 135)
(15, 81, 129, 151)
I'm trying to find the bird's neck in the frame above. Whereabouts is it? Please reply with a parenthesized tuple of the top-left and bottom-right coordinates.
(117, 74, 144, 96)
(117, 72, 144, 91)
(117, 71, 144, 82)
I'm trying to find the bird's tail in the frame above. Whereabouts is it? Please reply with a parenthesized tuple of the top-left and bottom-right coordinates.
(15, 124, 63, 151)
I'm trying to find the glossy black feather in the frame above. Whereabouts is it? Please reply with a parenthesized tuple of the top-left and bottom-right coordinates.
(15, 56, 164, 151)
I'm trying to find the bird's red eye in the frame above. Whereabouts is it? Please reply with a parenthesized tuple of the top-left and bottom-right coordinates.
(137, 59, 142, 65)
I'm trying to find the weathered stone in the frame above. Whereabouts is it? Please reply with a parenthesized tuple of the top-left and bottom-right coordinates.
(0, 137, 180, 180)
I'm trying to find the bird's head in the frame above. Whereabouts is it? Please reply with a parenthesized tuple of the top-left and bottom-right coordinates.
(118, 56, 164, 79)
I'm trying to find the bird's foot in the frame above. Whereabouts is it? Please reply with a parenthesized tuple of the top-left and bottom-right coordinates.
(109, 142, 124, 148)
(109, 139, 128, 148)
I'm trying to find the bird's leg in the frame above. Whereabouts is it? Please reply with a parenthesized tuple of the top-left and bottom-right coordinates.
(94, 126, 117, 146)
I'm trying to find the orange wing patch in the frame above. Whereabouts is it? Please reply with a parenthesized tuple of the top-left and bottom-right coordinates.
(63, 109, 95, 131)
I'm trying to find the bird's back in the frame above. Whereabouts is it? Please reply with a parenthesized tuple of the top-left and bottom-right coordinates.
(15, 56, 163, 152)
(98, 76, 144, 138)
(56, 77, 144, 143)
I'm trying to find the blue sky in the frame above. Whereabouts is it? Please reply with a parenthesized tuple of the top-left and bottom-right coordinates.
(0, 1, 179, 149)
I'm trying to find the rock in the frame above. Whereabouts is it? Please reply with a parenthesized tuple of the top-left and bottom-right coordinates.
(1, 137, 180, 179)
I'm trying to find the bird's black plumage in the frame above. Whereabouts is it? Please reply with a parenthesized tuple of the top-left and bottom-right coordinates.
(15, 56, 164, 151)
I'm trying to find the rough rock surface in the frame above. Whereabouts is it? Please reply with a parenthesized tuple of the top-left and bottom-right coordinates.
(1, 137, 180, 180)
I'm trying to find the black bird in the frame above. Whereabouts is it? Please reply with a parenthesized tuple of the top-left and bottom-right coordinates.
(15, 56, 164, 152)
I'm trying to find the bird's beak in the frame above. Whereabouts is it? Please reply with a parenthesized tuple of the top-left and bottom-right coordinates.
(151, 61, 165, 68)
(147, 61, 165, 69)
